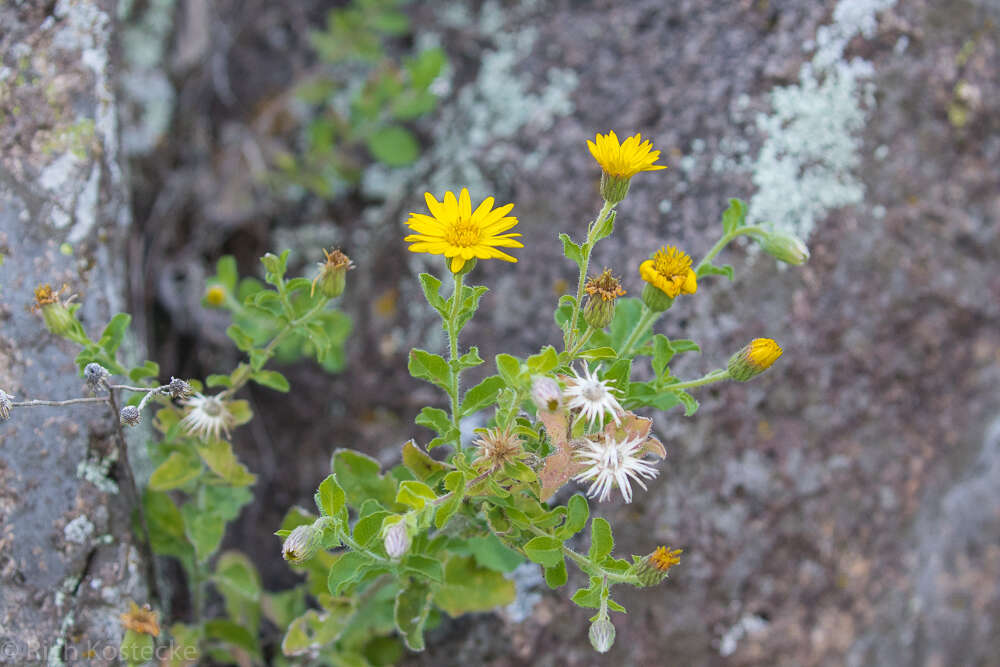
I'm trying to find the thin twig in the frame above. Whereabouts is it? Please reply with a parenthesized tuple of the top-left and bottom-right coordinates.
(13, 397, 107, 407)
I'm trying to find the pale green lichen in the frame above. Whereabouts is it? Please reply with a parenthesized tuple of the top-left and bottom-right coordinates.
(64, 515, 95, 545)
(76, 450, 119, 494)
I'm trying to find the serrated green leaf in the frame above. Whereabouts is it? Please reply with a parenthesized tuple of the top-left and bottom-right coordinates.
(588, 518, 613, 561)
(523, 536, 564, 568)
(226, 324, 255, 351)
(315, 475, 346, 517)
(417, 273, 446, 316)
(526, 346, 558, 374)
(459, 375, 505, 417)
(559, 233, 584, 271)
(607, 598, 627, 613)
(696, 262, 735, 281)
(408, 349, 450, 391)
(592, 210, 617, 242)
(404, 555, 444, 583)
(652, 334, 674, 378)
(557, 494, 590, 540)
(401, 439, 450, 481)
(98, 313, 131, 356)
(569, 577, 603, 609)
(673, 389, 700, 416)
(414, 407, 451, 435)
(495, 353, 523, 385)
(251, 369, 290, 392)
(353, 511, 390, 548)
(181, 504, 226, 562)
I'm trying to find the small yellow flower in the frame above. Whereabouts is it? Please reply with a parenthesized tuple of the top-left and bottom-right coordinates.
(727, 338, 783, 382)
(120, 601, 160, 637)
(632, 545, 682, 587)
(588, 131, 667, 179)
(649, 546, 682, 572)
(639, 246, 697, 311)
(404, 189, 522, 274)
(204, 285, 227, 307)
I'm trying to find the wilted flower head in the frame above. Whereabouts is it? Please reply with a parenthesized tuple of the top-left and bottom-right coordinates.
(563, 364, 623, 428)
(31, 283, 78, 336)
(531, 375, 562, 413)
(633, 545, 682, 587)
(727, 338, 783, 382)
(180, 393, 236, 440)
(120, 601, 160, 637)
(311, 247, 354, 298)
(119, 405, 141, 427)
(583, 268, 626, 329)
(166, 377, 193, 400)
(472, 425, 525, 471)
(282, 524, 322, 564)
(84, 363, 110, 390)
(0, 389, 13, 422)
(573, 430, 659, 503)
(383, 520, 411, 559)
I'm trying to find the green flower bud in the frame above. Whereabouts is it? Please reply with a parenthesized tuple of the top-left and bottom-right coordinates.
(727, 338, 783, 382)
(383, 520, 411, 559)
(310, 248, 354, 298)
(588, 616, 616, 653)
(631, 546, 682, 587)
(755, 230, 809, 265)
(282, 524, 322, 564)
(583, 268, 626, 329)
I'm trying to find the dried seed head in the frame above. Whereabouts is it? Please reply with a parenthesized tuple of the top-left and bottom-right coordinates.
(166, 377, 193, 400)
(120, 405, 141, 427)
(472, 425, 525, 471)
(84, 363, 110, 390)
(0, 389, 13, 422)
(383, 520, 411, 559)
(584, 268, 626, 329)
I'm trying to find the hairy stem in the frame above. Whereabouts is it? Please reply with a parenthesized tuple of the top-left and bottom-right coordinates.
(618, 305, 660, 359)
(565, 199, 615, 350)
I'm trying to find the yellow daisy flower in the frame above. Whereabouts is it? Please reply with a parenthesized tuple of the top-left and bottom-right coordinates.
(639, 245, 697, 311)
(727, 338, 783, 381)
(587, 131, 667, 179)
(404, 189, 522, 274)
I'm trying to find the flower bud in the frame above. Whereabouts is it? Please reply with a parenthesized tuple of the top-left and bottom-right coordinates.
(755, 230, 809, 265)
(383, 520, 411, 559)
(640, 282, 674, 312)
(0, 389, 13, 422)
(727, 338, 783, 382)
(531, 376, 562, 413)
(282, 524, 322, 564)
(119, 405, 141, 427)
(583, 268, 626, 330)
(588, 616, 616, 653)
(84, 363, 110, 390)
(204, 285, 227, 307)
(599, 173, 630, 206)
(632, 545, 682, 587)
(311, 248, 354, 298)
(166, 377, 193, 400)
(33, 284, 78, 337)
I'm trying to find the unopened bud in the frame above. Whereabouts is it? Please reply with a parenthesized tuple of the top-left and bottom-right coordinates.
(120, 405, 141, 427)
(0, 390, 13, 422)
(167, 377, 193, 400)
(727, 338, 783, 382)
(282, 524, 322, 564)
(311, 248, 354, 298)
(84, 363, 110, 390)
(755, 230, 809, 265)
(588, 616, 616, 653)
(632, 545, 682, 587)
(383, 520, 411, 559)
(33, 284, 77, 337)
(204, 285, 227, 307)
(531, 376, 562, 413)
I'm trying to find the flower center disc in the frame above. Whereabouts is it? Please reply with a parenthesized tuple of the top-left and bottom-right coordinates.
(652, 247, 692, 277)
(444, 220, 481, 248)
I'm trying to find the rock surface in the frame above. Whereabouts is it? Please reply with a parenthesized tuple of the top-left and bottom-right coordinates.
(0, 1, 148, 665)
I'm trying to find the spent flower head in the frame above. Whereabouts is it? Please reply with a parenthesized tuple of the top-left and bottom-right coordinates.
(120, 405, 141, 427)
(584, 268, 626, 329)
(573, 430, 659, 503)
(639, 245, 697, 311)
(587, 131, 667, 203)
(166, 377, 193, 400)
(0, 389, 13, 422)
(563, 364, 623, 428)
(728, 338, 783, 381)
(633, 546, 682, 587)
(180, 393, 236, 441)
(31, 283, 78, 336)
(84, 363, 110, 390)
(120, 601, 160, 637)
(311, 247, 354, 298)
(404, 188, 522, 274)
(472, 425, 525, 472)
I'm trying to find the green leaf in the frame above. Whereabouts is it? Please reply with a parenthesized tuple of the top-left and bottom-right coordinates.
(495, 353, 523, 386)
(404, 555, 444, 583)
(459, 375, 505, 417)
(408, 349, 451, 391)
(394, 580, 432, 652)
(455, 284, 489, 332)
(120, 629, 153, 665)
(213, 552, 263, 637)
(401, 439, 450, 481)
(396, 480, 437, 510)
(142, 490, 193, 562)
(526, 346, 558, 374)
(557, 494, 590, 540)
(434, 470, 466, 529)
(261, 250, 289, 284)
(607, 598, 627, 613)
(579, 346, 617, 361)
(366, 125, 419, 166)
(196, 440, 256, 486)
(281, 609, 346, 657)
(671, 339, 701, 354)
(327, 551, 373, 595)
(592, 210, 617, 242)
(204, 619, 261, 659)
(417, 273, 446, 316)
(127, 360, 160, 383)
(433, 556, 516, 616)
(608, 297, 644, 349)
(205, 373, 233, 388)
(352, 511, 390, 548)
(415, 407, 450, 435)
(696, 262, 734, 281)
(332, 449, 399, 509)
(216, 255, 238, 291)
(652, 334, 674, 378)
(672, 389, 700, 416)
(225, 324, 254, 351)
(406, 47, 446, 89)
(626, 382, 682, 411)
(570, 577, 603, 609)
(454, 346, 485, 371)
(722, 198, 747, 234)
(523, 536, 564, 568)
(559, 233, 584, 271)
(98, 313, 131, 356)
(461, 534, 523, 572)
(181, 504, 226, 562)
(148, 450, 203, 491)
(602, 358, 631, 395)
(588, 518, 614, 561)
(315, 474, 347, 517)
(544, 558, 568, 588)
(251, 369, 290, 392)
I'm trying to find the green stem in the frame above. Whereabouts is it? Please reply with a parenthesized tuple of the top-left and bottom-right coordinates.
(339, 531, 389, 564)
(662, 369, 730, 391)
(694, 225, 767, 273)
(565, 326, 596, 360)
(526, 524, 637, 585)
(565, 199, 615, 350)
(618, 305, 660, 359)
(446, 271, 465, 450)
